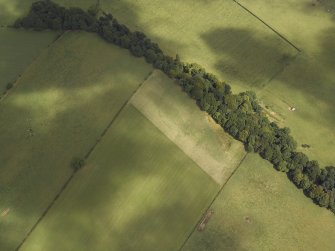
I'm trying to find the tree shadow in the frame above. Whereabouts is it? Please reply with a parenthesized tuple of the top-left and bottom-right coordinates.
(201, 27, 335, 121)
(201, 27, 298, 89)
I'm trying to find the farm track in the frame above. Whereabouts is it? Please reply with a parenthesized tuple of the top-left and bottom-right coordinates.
(177, 153, 248, 251)
(232, 0, 302, 53)
(15, 69, 154, 251)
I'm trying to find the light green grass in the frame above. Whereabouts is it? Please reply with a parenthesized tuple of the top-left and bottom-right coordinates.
(20, 104, 219, 251)
(0, 0, 97, 26)
(101, 0, 335, 167)
(236, 0, 335, 55)
(183, 154, 335, 251)
(101, 0, 297, 93)
(0, 32, 152, 250)
(0, 28, 58, 96)
(231, 0, 335, 166)
(259, 54, 335, 167)
(131, 70, 246, 185)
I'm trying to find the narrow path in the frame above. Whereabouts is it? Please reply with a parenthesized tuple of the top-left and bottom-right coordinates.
(177, 153, 248, 251)
(15, 70, 154, 251)
(232, 0, 302, 52)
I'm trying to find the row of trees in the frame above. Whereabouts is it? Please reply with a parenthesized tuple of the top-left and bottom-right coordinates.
(15, 0, 335, 213)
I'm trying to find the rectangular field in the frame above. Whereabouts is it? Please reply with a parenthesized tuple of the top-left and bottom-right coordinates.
(131, 70, 246, 185)
(0, 28, 58, 97)
(183, 154, 335, 251)
(20, 105, 219, 251)
(101, 0, 297, 93)
(0, 32, 152, 250)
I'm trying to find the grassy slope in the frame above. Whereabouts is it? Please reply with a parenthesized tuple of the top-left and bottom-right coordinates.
(0, 0, 97, 26)
(20, 105, 219, 251)
(131, 70, 246, 185)
(0, 32, 152, 250)
(259, 54, 335, 166)
(101, 0, 335, 167)
(0, 28, 58, 97)
(236, 0, 335, 55)
(183, 154, 335, 251)
(233, 0, 335, 166)
(101, 0, 297, 93)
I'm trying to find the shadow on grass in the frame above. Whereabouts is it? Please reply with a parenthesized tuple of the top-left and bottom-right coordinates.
(201, 27, 297, 88)
(0, 30, 152, 250)
(201, 27, 335, 124)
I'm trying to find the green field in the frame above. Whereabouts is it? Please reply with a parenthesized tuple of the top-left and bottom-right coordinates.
(102, 0, 297, 93)
(183, 154, 335, 251)
(0, 31, 152, 250)
(1, 1, 334, 251)
(0, 0, 97, 26)
(236, 0, 335, 55)
(102, 0, 335, 167)
(20, 105, 219, 251)
(0, 28, 58, 96)
(131, 70, 245, 185)
(234, 0, 335, 167)
(259, 54, 335, 167)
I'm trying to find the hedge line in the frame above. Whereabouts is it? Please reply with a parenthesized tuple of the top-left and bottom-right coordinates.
(14, 0, 335, 213)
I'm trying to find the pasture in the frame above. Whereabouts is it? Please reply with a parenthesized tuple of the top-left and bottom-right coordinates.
(0, 28, 58, 97)
(101, 0, 297, 93)
(233, 0, 335, 166)
(102, 0, 335, 168)
(20, 105, 219, 251)
(1, 1, 334, 250)
(0, 31, 152, 250)
(131, 70, 246, 185)
(259, 54, 335, 167)
(183, 154, 335, 251)
(236, 0, 335, 55)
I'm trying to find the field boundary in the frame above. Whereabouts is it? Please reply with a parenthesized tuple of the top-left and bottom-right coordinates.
(177, 153, 248, 251)
(15, 70, 154, 251)
(0, 30, 66, 103)
(259, 52, 301, 91)
(232, 0, 302, 52)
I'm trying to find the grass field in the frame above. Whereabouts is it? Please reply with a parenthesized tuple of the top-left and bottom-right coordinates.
(0, 0, 97, 26)
(259, 54, 335, 167)
(0, 32, 152, 250)
(231, 0, 335, 166)
(102, 0, 335, 167)
(236, 0, 335, 55)
(183, 154, 335, 251)
(20, 105, 219, 251)
(101, 0, 297, 93)
(131, 70, 246, 185)
(0, 28, 58, 97)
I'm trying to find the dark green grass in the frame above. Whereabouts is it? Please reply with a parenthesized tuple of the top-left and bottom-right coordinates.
(0, 32, 152, 251)
(20, 105, 219, 251)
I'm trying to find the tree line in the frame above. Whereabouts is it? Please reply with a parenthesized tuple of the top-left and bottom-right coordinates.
(14, 0, 335, 213)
